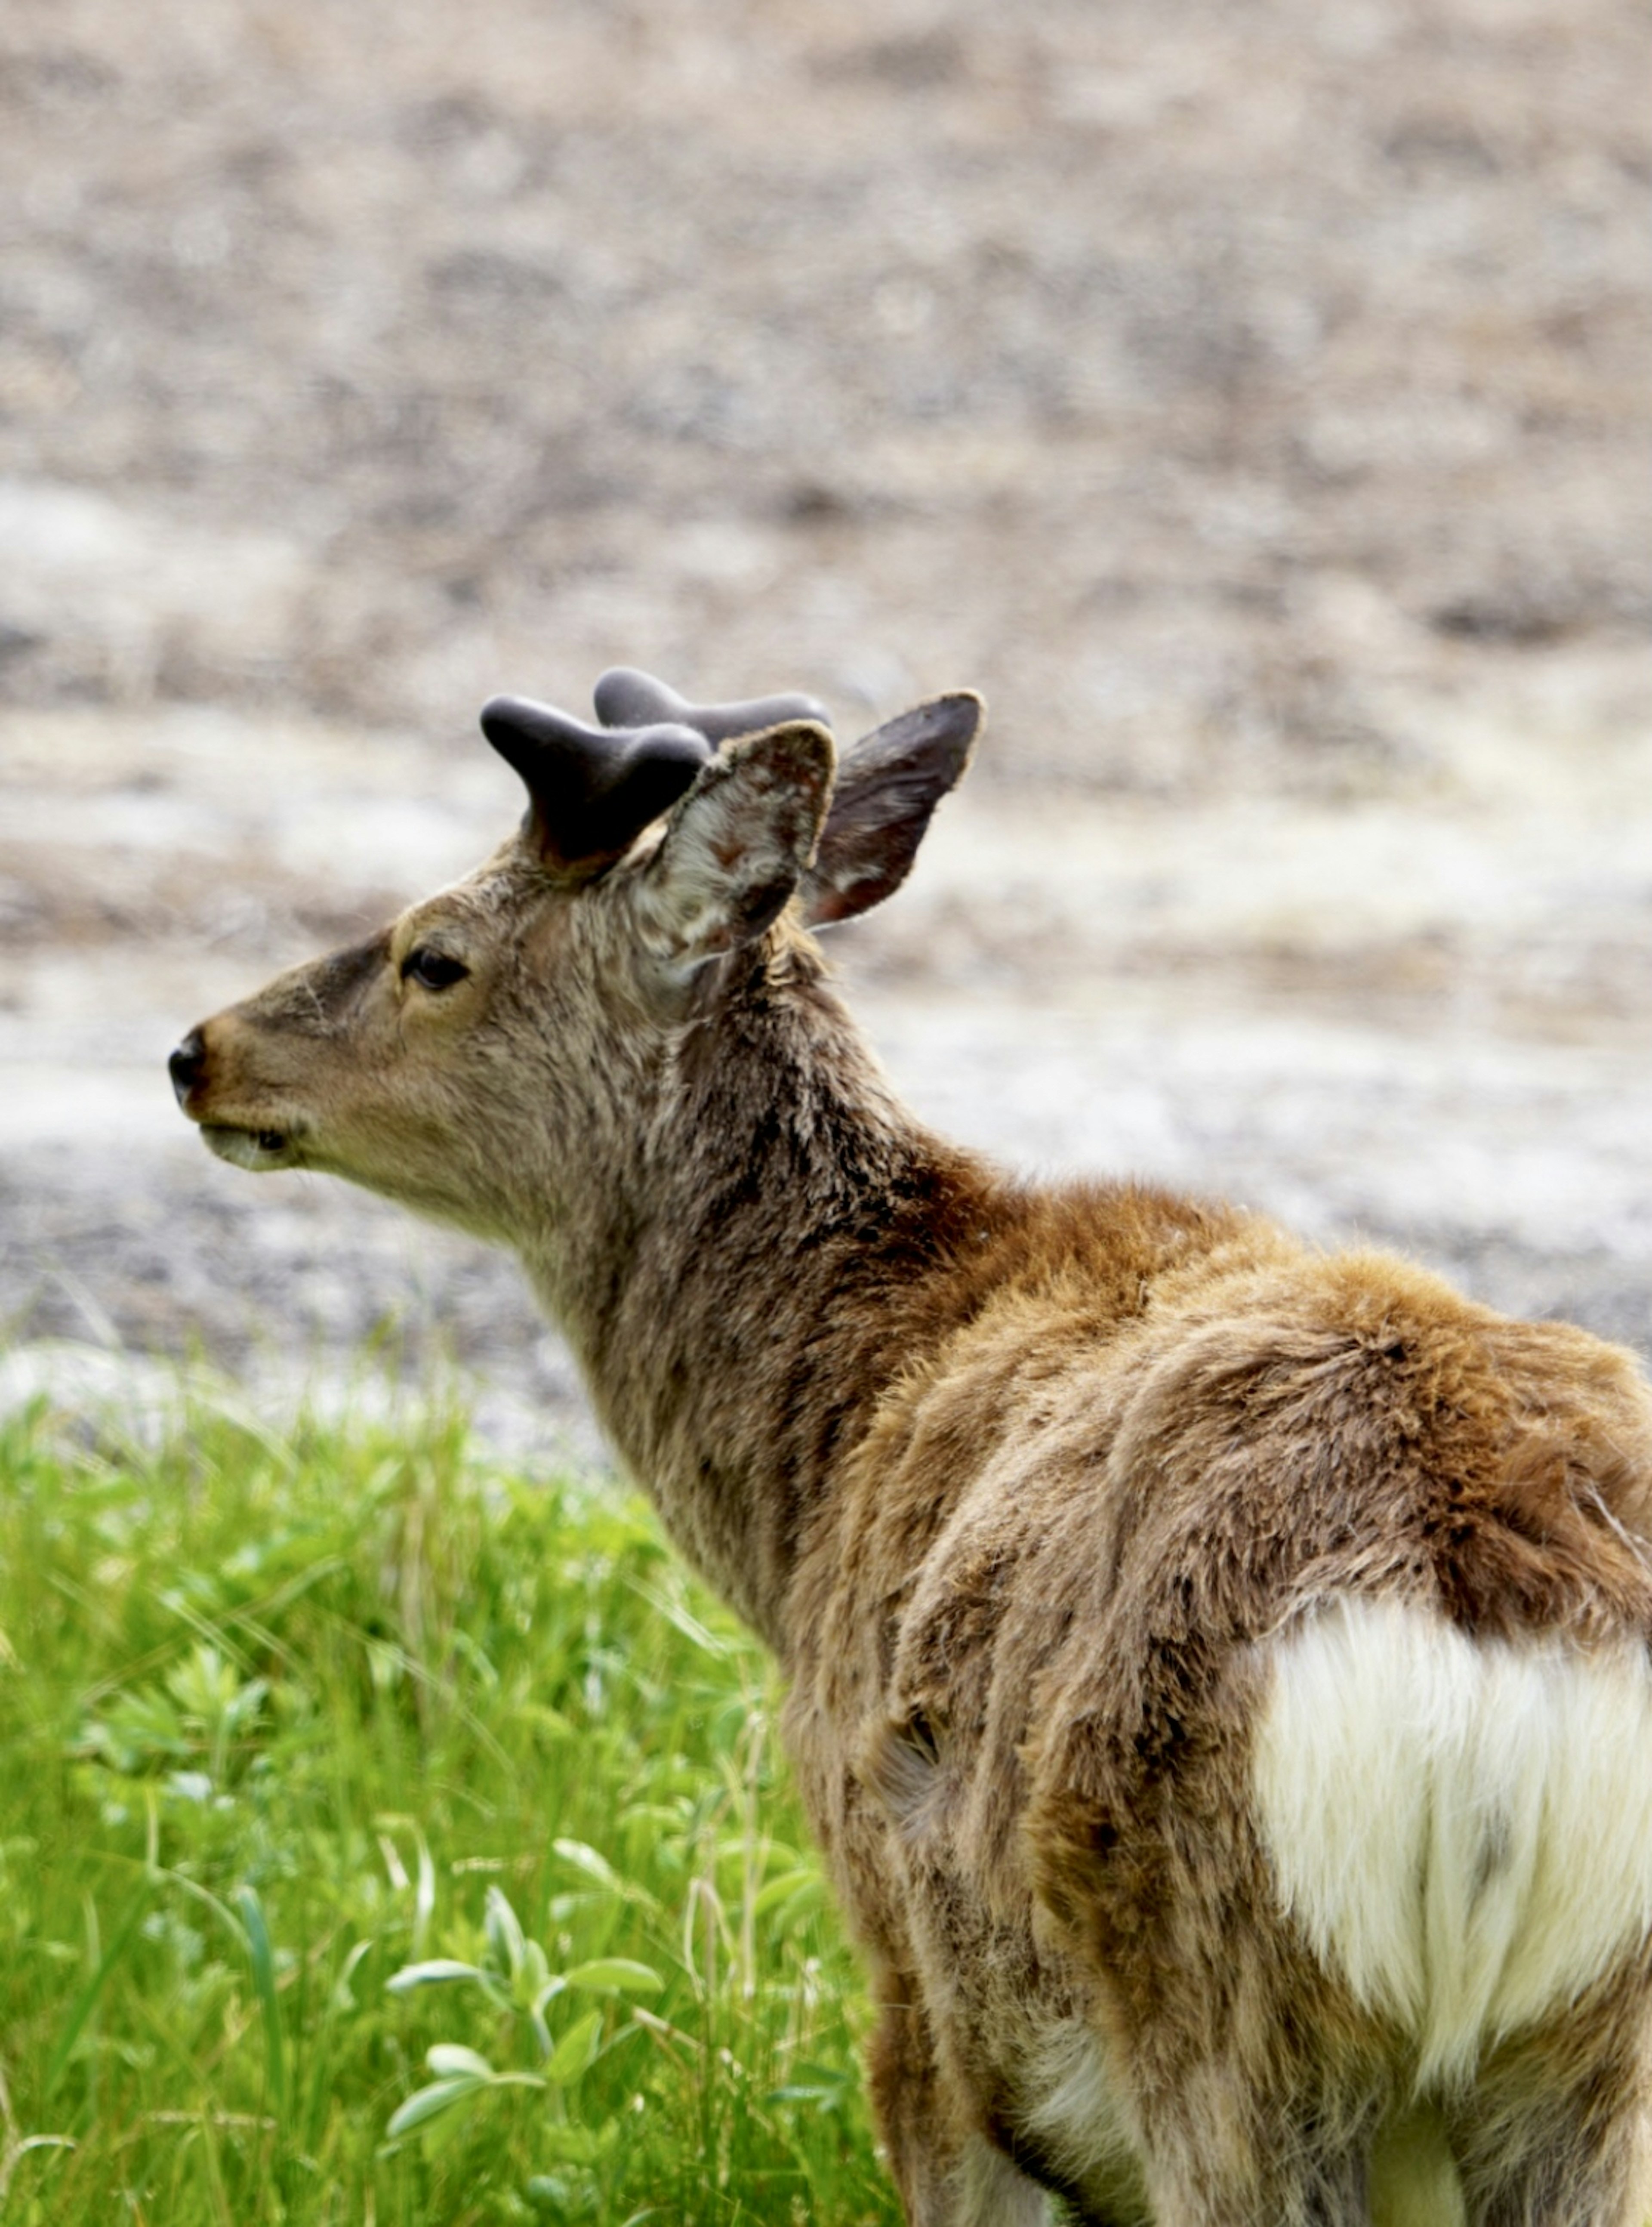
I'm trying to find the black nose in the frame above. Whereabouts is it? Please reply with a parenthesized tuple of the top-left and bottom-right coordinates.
(169, 1029, 206, 1107)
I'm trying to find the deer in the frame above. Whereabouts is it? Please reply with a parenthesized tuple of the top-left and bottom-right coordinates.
(170, 667, 1652, 2227)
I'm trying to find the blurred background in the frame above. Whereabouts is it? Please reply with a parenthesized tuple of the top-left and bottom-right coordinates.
(3, 0, 1650, 1451)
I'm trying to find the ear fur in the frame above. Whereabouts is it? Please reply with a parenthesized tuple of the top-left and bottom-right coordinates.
(634, 721, 836, 968)
(799, 691, 983, 928)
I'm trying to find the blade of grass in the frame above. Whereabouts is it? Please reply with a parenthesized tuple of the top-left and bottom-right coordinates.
(45, 1888, 150, 2102)
(233, 1886, 287, 2127)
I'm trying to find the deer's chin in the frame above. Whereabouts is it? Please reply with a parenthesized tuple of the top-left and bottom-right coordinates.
(200, 1122, 303, 1171)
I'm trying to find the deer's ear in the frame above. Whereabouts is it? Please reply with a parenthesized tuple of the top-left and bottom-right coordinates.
(799, 692, 983, 928)
(634, 721, 836, 967)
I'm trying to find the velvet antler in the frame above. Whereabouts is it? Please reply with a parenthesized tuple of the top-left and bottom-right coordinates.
(593, 667, 831, 744)
(479, 695, 714, 877)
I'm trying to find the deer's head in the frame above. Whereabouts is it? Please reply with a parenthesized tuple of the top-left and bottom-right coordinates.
(169, 670, 983, 1244)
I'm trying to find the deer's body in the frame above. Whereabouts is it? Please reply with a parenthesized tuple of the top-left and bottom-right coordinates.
(172, 675, 1652, 2225)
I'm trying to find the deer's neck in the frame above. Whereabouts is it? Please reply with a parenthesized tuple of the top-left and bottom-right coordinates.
(524, 944, 1005, 1655)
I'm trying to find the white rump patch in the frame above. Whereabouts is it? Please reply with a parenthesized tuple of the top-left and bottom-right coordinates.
(1253, 1597, 1652, 2085)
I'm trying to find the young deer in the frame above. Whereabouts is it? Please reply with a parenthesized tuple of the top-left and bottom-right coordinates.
(171, 671, 1652, 2227)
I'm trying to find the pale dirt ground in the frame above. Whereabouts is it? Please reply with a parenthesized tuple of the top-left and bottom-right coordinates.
(2, 0, 1650, 1459)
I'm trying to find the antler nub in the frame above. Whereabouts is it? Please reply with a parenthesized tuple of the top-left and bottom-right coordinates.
(594, 667, 831, 744)
(480, 694, 713, 875)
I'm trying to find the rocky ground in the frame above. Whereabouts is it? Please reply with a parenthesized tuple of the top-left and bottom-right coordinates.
(2, 0, 1650, 1460)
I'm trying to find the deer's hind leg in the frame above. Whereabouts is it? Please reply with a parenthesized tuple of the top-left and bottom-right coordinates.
(1452, 2081, 1648, 2227)
(1449, 1974, 1652, 2227)
(1131, 2060, 1378, 2227)
(865, 1974, 1053, 2227)
(1058, 1860, 1385, 2227)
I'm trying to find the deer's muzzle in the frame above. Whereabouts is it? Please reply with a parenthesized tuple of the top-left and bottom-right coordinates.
(168, 1021, 299, 1167)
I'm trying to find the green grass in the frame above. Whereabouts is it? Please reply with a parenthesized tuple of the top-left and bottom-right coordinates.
(0, 1379, 897, 2225)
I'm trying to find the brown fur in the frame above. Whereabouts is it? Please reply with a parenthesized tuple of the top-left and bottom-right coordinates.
(173, 701, 1652, 2224)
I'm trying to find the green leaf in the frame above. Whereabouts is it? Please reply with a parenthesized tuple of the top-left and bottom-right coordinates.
(234, 1884, 287, 2123)
(385, 1958, 488, 1993)
(484, 1884, 527, 1978)
(546, 2006, 603, 2085)
(751, 1869, 819, 1917)
(550, 1839, 622, 1892)
(774, 1878, 826, 1932)
(331, 1937, 374, 2012)
(426, 2043, 495, 2081)
(385, 2075, 487, 2139)
(412, 1831, 436, 1960)
(768, 2060, 855, 2111)
(513, 1935, 551, 2008)
(561, 1958, 664, 1997)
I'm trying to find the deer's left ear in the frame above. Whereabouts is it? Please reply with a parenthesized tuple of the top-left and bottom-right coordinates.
(799, 692, 983, 927)
(634, 721, 836, 967)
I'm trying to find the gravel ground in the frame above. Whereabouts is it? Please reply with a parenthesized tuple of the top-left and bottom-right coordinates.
(2, 0, 1649, 1455)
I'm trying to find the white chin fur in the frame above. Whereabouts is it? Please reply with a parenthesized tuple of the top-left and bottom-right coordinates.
(1252, 1596, 1652, 2087)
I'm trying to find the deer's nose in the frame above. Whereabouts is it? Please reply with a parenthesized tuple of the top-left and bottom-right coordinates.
(169, 1029, 206, 1108)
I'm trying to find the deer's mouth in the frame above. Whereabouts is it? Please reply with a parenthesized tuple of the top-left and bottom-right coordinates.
(200, 1122, 302, 1171)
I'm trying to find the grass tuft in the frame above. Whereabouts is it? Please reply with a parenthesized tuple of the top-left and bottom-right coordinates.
(0, 1384, 896, 2224)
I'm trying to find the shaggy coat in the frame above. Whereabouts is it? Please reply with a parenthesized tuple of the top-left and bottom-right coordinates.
(172, 681, 1652, 2226)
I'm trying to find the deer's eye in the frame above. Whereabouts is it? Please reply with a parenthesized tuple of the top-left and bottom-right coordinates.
(401, 947, 469, 991)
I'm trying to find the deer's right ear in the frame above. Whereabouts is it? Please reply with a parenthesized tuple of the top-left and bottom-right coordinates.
(633, 721, 836, 969)
(798, 692, 983, 927)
